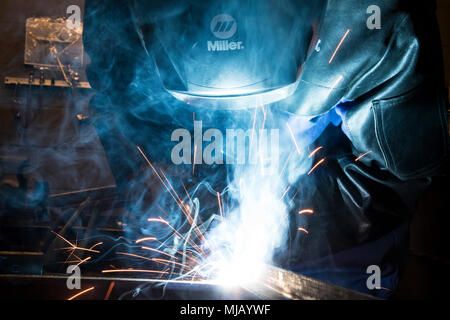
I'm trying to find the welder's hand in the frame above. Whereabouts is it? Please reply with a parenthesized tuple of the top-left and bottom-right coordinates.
(277, 107, 343, 184)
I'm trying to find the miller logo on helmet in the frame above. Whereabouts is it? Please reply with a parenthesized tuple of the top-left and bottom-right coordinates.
(208, 14, 244, 52)
(210, 14, 237, 39)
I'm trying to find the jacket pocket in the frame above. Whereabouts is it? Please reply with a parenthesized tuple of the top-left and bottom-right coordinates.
(372, 85, 448, 180)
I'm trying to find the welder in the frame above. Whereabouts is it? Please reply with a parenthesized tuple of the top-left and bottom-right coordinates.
(83, 0, 449, 298)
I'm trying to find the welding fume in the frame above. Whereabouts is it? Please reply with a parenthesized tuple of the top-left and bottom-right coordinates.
(81, 0, 448, 299)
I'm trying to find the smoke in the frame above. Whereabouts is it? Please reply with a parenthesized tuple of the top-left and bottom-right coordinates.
(196, 110, 292, 285)
(80, 0, 335, 286)
(117, 101, 337, 286)
(1, 0, 339, 294)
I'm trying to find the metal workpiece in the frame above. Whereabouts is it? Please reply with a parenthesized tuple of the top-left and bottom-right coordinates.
(244, 265, 376, 300)
(0, 273, 257, 300)
(0, 268, 375, 300)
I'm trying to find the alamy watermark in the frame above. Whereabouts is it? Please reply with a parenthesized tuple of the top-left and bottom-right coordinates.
(66, 265, 81, 289)
(367, 5, 381, 30)
(66, 5, 81, 30)
(171, 121, 279, 169)
(366, 265, 381, 290)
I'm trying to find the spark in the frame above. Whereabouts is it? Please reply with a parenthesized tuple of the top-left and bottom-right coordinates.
(217, 192, 223, 219)
(147, 217, 170, 225)
(117, 252, 155, 262)
(308, 158, 326, 175)
(148, 217, 204, 255)
(60, 260, 85, 264)
(75, 256, 91, 267)
(280, 186, 291, 201)
(142, 241, 202, 265)
(135, 237, 157, 244)
(104, 282, 115, 300)
(140, 246, 178, 260)
(116, 252, 188, 271)
(249, 106, 258, 153)
(298, 209, 314, 215)
(298, 228, 309, 234)
(355, 150, 373, 162)
(58, 246, 100, 253)
(50, 230, 75, 248)
(181, 181, 194, 207)
(326, 75, 344, 98)
(137, 146, 180, 208)
(288, 191, 298, 205)
(101, 269, 170, 275)
(375, 286, 391, 291)
(261, 105, 267, 131)
(160, 170, 184, 203)
(193, 145, 198, 175)
(176, 250, 202, 266)
(309, 146, 323, 158)
(50, 231, 100, 253)
(152, 258, 190, 269)
(180, 182, 207, 241)
(159, 169, 190, 218)
(89, 242, 103, 251)
(158, 171, 204, 243)
(67, 287, 95, 300)
(286, 123, 301, 155)
(277, 150, 293, 184)
(329, 29, 350, 64)
(138, 146, 205, 242)
(64, 252, 82, 265)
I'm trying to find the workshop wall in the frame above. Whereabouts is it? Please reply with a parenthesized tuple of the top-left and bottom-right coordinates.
(437, 0, 450, 88)
(0, 0, 115, 196)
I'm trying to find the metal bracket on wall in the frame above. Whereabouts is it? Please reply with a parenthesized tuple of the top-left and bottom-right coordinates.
(4, 76, 91, 89)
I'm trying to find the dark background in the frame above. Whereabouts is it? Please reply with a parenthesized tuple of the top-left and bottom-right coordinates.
(0, 0, 449, 299)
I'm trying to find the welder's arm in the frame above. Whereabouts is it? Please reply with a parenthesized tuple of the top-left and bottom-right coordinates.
(340, 6, 449, 183)
(277, 107, 344, 182)
(277, 0, 449, 278)
(284, 0, 448, 182)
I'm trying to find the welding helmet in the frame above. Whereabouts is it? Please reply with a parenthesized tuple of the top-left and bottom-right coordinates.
(130, 0, 328, 110)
